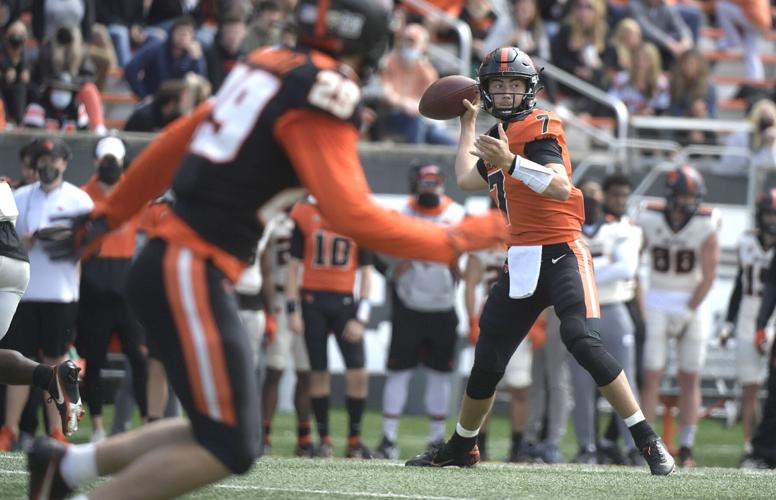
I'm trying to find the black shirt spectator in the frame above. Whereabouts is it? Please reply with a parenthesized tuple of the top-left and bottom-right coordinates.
(124, 79, 194, 132)
(205, 14, 247, 91)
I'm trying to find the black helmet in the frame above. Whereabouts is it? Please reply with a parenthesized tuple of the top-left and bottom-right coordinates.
(665, 165, 706, 216)
(477, 46, 541, 121)
(756, 188, 776, 236)
(295, 0, 391, 78)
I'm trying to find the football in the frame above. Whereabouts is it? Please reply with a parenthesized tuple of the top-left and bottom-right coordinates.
(419, 75, 480, 120)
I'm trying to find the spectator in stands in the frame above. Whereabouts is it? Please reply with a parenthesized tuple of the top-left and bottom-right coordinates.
(205, 13, 247, 92)
(32, 0, 94, 44)
(96, 0, 150, 68)
(33, 26, 106, 133)
(602, 18, 642, 82)
(538, 0, 571, 37)
(721, 99, 776, 173)
(0, 20, 32, 126)
(16, 139, 41, 189)
(123, 16, 207, 99)
(22, 73, 90, 132)
(628, 0, 693, 69)
(668, 49, 717, 119)
(550, 0, 608, 89)
(458, 0, 498, 67)
(1, 138, 93, 449)
(243, 0, 284, 52)
(0, 1, 24, 33)
(608, 42, 669, 115)
(77, 135, 148, 443)
(377, 23, 455, 145)
(123, 78, 195, 132)
(716, 0, 770, 82)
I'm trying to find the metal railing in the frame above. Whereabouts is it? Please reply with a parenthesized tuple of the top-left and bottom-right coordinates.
(630, 115, 752, 134)
(399, 0, 472, 77)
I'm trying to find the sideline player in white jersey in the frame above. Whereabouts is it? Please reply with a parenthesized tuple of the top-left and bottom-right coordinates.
(259, 210, 313, 457)
(637, 165, 721, 468)
(464, 240, 534, 462)
(571, 179, 644, 465)
(720, 189, 776, 457)
(375, 164, 466, 460)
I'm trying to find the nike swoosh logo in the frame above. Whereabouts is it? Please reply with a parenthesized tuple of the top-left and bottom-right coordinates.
(432, 459, 455, 467)
(551, 254, 566, 264)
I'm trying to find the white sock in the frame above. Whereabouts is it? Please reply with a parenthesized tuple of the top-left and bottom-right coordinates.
(428, 419, 446, 443)
(424, 370, 451, 418)
(383, 417, 400, 442)
(680, 425, 697, 448)
(60, 444, 98, 489)
(624, 410, 645, 427)
(71, 495, 89, 500)
(455, 422, 479, 438)
(382, 370, 411, 416)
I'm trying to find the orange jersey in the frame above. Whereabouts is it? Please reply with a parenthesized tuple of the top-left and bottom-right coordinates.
(477, 109, 584, 246)
(290, 201, 368, 294)
(81, 177, 138, 260)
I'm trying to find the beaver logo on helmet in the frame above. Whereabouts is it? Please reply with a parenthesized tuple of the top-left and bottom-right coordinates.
(295, 0, 391, 77)
(477, 46, 541, 121)
(665, 165, 706, 216)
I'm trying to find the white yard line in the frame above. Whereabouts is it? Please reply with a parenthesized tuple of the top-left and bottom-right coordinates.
(215, 484, 475, 500)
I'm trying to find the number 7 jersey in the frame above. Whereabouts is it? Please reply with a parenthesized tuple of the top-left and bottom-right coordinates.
(637, 201, 721, 293)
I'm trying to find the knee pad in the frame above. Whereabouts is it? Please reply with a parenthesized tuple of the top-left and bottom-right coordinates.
(567, 336, 622, 387)
(466, 365, 504, 400)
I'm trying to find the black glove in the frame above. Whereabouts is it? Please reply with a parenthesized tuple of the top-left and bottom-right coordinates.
(36, 212, 110, 261)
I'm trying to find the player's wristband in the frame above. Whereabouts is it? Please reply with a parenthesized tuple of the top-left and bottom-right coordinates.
(507, 154, 553, 193)
(356, 300, 371, 324)
(286, 299, 297, 314)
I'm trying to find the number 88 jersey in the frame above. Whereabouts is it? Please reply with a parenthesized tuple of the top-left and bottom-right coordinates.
(171, 46, 363, 266)
(637, 201, 721, 293)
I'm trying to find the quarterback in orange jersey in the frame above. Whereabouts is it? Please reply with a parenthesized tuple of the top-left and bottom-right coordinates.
(27, 2, 506, 499)
(406, 46, 674, 475)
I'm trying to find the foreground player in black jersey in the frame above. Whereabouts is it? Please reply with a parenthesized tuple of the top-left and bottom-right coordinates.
(27, 1, 506, 499)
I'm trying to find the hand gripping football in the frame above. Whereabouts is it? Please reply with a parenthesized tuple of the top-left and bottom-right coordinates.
(419, 75, 480, 120)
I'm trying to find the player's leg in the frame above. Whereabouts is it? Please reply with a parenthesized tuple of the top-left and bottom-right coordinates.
(116, 307, 149, 423)
(569, 343, 598, 464)
(334, 295, 370, 458)
(749, 337, 776, 468)
(261, 307, 290, 454)
(735, 318, 770, 453)
(522, 342, 547, 457)
(29, 241, 261, 499)
(554, 242, 674, 474)
(502, 339, 532, 462)
(145, 357, 169, 421)
(290, 313, 313, 452)
(541, 311, 573, 464)
(406, 267, 544, 467)
(301, 292, 334, 456)
(640, 311, 669, 423)
(377, 294, 421, 458)
(422, 308, 458, 449)
(40, 301, 79, 437)
(675, 312, 709, 467)
(1, 302, 39, 448)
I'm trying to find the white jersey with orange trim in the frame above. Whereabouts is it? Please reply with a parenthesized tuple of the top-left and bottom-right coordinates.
(473, 247, 507, 292)
(395, 196, 466, 311)
(265, 212, 294, 302)
(583, 216, 642, 305)
(637, 201, 721, 296)
(736, 231, 774, 322)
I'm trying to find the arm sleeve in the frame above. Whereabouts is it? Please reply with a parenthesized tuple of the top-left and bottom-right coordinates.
(93, 101, 212, 229)
(275, 109, 460, 263)
(523, 138, 564, 166)
(289, 223, 304, 259)
(358, 249, 374, 267)
(725, 268, 743, 326)
(476, 159, 488, 180)
(594, 233, 641, 285)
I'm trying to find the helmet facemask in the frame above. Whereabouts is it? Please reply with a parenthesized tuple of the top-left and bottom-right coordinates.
(478, 74, 540, 121)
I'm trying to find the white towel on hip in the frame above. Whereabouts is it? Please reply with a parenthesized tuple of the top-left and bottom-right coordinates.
(507, 245, 542, 299)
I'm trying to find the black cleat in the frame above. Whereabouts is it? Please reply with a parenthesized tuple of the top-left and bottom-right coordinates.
(640, 438, 676, 475)
(314, 441, 334, 458)
(27, 437, 72, 500)
(597, 443, 627, 466)
(294, 442, 314, 458)
(572, 449, 599, 465)
(345, 440, 373, 459)
(47, 361, 82, 436)
(405, 441, 479, 468)
(739, 453, 774, 470)
(373, 436, 399, 460)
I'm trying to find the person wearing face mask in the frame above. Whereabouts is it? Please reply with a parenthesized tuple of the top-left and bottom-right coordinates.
(567, 180, 644, 466)
(75, 135, 148, 443)
(377, 23, 455, 145)
(636, 165, 721, 468)
(22, 73, 89, 132)
(721, 99, 776, 175)
(0, 20, 32, 125)
(373, 164, 466, 460)
(1, 138, 93, 449)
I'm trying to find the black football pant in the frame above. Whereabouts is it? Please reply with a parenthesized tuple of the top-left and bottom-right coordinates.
(752, 337, 776, 466)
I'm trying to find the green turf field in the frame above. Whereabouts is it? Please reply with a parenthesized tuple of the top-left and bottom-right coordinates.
(1, 408, 774, 499)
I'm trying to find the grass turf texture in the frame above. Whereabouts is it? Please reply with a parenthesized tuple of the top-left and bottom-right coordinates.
(0, 408, 773, 499)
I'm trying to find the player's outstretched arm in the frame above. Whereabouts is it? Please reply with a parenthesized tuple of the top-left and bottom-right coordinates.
(455, 99, 488, 191)
(276, 110, 505, 264)
(96, 102, 213, 229)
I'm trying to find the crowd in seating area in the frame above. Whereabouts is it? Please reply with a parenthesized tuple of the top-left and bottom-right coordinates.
(0, 0, 773, 146)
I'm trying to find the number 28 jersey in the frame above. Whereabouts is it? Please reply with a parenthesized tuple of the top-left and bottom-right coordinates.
(171, 46, 363, 268)
(637, 202, 721, 293)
